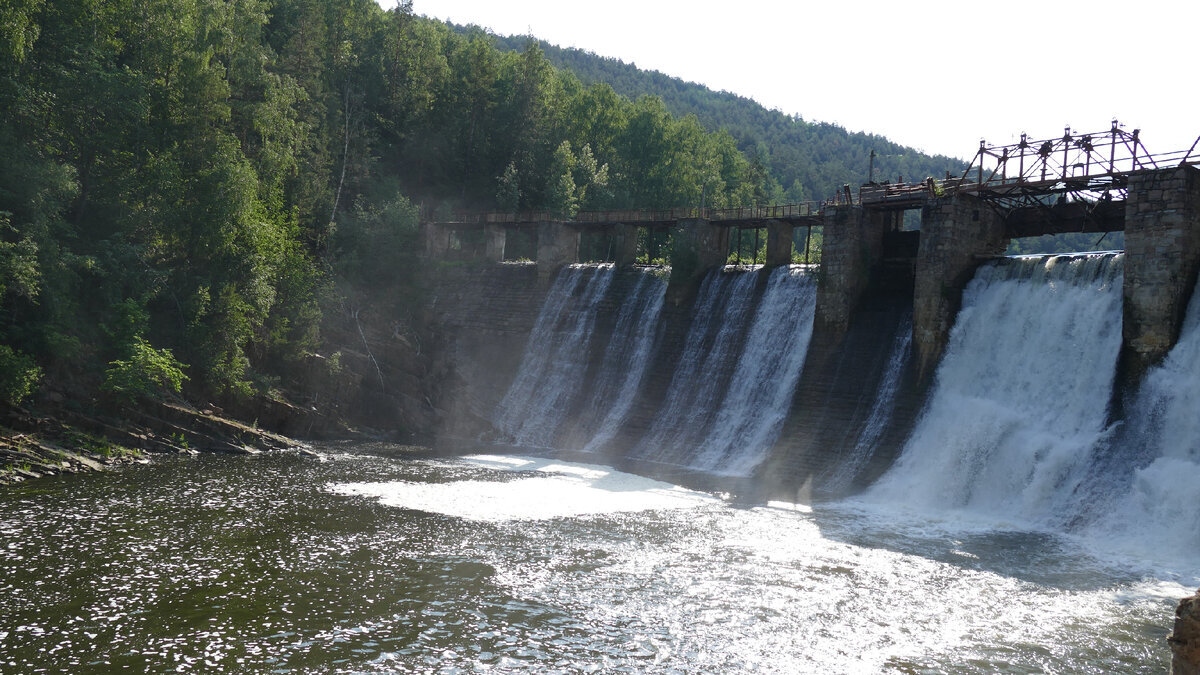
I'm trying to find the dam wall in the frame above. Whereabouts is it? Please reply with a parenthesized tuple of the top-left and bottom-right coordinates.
(421, 263, 547, 443)
(419, 166, 1200, 491)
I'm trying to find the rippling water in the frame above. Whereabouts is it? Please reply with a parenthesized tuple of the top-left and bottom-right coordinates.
(0, 447, 1187, 673)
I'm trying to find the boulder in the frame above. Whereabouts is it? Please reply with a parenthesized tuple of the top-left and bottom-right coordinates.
(1170, 588, 1200, 674)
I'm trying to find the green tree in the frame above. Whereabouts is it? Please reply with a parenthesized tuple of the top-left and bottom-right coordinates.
(545, 140, 578, 218)
(496, 162, 520, 213)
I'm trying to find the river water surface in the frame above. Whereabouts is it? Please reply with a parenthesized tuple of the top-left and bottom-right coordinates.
(0, 445, 1189, 673)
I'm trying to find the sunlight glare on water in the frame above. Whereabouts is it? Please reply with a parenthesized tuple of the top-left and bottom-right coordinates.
(0, 449, 1182, 673)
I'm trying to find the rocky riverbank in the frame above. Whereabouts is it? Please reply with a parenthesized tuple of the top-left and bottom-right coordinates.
(0, 399, 305, 485)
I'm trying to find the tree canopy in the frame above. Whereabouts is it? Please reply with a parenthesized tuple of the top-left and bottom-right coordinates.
(0, 0, 804, 404)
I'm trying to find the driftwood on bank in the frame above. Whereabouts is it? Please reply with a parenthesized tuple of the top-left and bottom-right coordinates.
(0, 399, 305, 484)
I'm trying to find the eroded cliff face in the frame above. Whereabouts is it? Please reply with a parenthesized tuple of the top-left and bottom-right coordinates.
(1170, 589, 1200, 675)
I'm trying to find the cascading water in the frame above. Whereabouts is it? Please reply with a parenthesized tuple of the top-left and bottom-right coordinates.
(493, 264, 614, 447)
(630, 268, 762, 466)
(689, 266, 817, 476)
(823, 313, 913, 492)
(575, 270, 667, 453)
(1083, 275, 1200, 558)
(868, 253, 1124, 526)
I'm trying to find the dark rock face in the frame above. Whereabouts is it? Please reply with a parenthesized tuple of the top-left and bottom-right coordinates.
(1170, 589, 1200, 675)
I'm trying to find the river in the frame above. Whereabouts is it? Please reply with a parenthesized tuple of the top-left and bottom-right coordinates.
(0, 445, 1188, 673)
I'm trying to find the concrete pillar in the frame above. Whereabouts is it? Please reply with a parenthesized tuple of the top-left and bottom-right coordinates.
(1122, 165, 1200, 379)
(668, 218, 728, 288)
(536, 221, 579, 282)
(912, 194, 1007, 380)
(814, 206, 888, 337)
(765, 219, 794, 267)
(612, 224, 640, 267)
(484, 224, 506, 262)
(423, 223, 451, 259)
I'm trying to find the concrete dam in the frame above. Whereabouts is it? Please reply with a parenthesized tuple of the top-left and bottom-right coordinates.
(421, 128, 1200, 554)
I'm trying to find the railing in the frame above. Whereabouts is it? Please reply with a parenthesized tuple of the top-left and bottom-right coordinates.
(858, 178, 968, 204)
(433, 202, 824, 226)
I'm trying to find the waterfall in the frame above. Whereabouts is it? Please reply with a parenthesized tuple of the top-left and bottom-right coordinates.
(631, 268, 762, 466)
(494, 265, 614, 447)
(577, 270, 667, 453)
(689, 267, 817, 475)
(496, 264, 816, 477)
(1083, 276, 1200, 556)
(823, 313, 913, 492)
(868, 254, 1124, 525)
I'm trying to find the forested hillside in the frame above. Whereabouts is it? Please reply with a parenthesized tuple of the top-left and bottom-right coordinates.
(0, 0, 799, 410)
(487, 32, 968, 203)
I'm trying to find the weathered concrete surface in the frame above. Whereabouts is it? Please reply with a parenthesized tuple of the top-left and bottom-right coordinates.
(536, 221, 579, 283)
(422, 263, 548, 445)
(669, 218, 727, 279)
(484, 225, 506, 262)
(1170, 589, 1200, 675)
(668, 218, 728, 303)
(815, 206, 888, 337)
(759, 294, 925, 501)
(423, 223, 451, 259)
(613, 224, 640, 267)
(765, 219, 794, 267)
(1122, 165, 1200, 379)
(912, 194, 1006, 380)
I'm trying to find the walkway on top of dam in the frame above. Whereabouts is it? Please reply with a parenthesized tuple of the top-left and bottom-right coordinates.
(429, 122, 1200, 236)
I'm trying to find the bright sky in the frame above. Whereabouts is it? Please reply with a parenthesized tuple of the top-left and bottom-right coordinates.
(389, 0, 1199, 162)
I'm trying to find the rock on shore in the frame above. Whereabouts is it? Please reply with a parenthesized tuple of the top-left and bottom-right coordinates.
(1170, 588, 1200, 674)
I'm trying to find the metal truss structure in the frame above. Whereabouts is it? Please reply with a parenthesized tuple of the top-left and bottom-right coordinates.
(953, 120, 1200, 210)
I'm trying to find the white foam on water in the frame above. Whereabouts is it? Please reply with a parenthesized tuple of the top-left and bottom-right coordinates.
(330, 455, 718, 522)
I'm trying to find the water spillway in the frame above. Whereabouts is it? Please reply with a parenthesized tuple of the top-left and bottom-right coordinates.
(574, 270, 668, 453)
(685, 266, 817, 475)
(1080, 274, 1200, 558)
(821, 312, 913, 493)
(630, 266, 818, 475)
(492, 264, 668, 451)
(473, 250, 1199, 571)
(493, 264, 616, 448)
(629, 268, 763, 468)
(868, 253, 1125, 526)
(491, 264, 819, 477)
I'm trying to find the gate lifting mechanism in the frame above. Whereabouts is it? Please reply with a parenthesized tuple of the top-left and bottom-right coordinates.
(955, 120, 1200, 210)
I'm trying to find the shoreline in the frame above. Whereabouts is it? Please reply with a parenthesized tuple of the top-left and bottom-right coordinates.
(0, 399, 308, 485)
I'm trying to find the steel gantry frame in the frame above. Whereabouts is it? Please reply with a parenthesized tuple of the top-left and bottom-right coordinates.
(953, 120, 1200, 210)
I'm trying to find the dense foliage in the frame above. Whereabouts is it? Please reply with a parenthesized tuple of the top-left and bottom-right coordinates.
(486, 33, 968, 203)
(0, 1, 961, 406)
